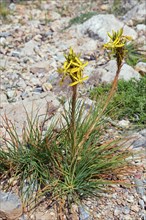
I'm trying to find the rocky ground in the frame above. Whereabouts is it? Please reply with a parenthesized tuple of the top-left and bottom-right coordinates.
(0, 0, 146, 219)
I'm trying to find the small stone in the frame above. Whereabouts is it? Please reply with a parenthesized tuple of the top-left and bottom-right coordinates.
(123, 206, 130, 215)
(138, 199, 145, 209)
(114, 208, 121, 216)
(127, 195, 134, 203)
(79, 205, 90, 220)
(9, 3, 16, 11)
(118, 119, 130, 128)
(131, 205, 139, 212)
(11, 51, 21, 58)
(0, 37, 7, 45)
(0, 32, 11, 38)
(42, 82, 53, 92)
(6, 90, 17, 99)
(0, 191, 22, 220)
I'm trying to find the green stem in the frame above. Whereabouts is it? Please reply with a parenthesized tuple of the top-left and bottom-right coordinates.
(71, 85, 77, 155)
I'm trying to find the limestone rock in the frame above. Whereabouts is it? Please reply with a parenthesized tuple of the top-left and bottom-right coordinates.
(124, 3, 146, 24)
(0, 191, 22, 220)
(79, 14, 137, 42)
(97, 60, 140, 83)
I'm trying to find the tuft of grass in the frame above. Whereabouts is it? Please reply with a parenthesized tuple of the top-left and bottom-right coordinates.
(0, 2, 9, 19)
(0, 100, 134, 216)
(125, 42, 146, 67)
(90, 76, 146, 125)
(66, 11, 98, 29)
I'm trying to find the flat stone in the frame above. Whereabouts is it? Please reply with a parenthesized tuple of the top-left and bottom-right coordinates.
(79, 14, 137, 42)
(0, 191, 22, 220)
(124, 3, 146, 23)
(99, 60, 140, 83)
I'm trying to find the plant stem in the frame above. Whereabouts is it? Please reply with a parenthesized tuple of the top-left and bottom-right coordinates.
(78, 62, 122, 148)
(71, 85, 77, 155)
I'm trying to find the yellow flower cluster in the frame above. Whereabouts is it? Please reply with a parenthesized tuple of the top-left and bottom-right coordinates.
(104, 28, 132, 51)
(57, 47, 88, 86)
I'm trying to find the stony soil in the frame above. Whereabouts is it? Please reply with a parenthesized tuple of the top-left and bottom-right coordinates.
(0, 0, 145, 220)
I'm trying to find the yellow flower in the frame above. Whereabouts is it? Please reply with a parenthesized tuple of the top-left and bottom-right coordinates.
(104, 28, 132, 50)
(57, 47, 88, 86)
(104, 28, 132, 65)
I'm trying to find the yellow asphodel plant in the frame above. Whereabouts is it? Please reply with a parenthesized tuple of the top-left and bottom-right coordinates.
(57, 47, 88, 86)
(57, 48, 88, 154)
(103, 28, 132, 110)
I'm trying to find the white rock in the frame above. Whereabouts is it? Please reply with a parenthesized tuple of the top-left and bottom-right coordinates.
(117, 120, 130, 128)
(99, 60, 140, 83)
(79, 14, 137, 42)
(136, 24, 146, 32)
(0, 191, 22, 220)
(135, 62, 146, 74)
(124, 3, 146, 23)
(21, 40, 38, 57)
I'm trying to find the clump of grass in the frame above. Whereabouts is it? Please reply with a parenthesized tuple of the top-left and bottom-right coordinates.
(90, 76, 146, 125)
(0, 2, 9, 19)
(66, 11, 98, 29)
(125, 42, 146, 67)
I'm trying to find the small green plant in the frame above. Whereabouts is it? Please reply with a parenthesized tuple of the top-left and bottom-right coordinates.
(125, 42, 146, 67)
(66, 11, 98, 29)
(0, 29, 135, 218)
(0, 2, 9, 19)
(90, 76, 146, 125)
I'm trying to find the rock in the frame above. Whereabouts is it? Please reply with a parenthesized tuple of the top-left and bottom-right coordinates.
(135, 62, 146, 75)
(130, 205, 139, 212)
(122, 206, 130, 215)
(79, 205, 90, 220)
(99, 60, 140, 83)
(117, 119, 130, 128)
(1, 92, 60, 136)
(0, 93, 8, 104)
(21, 40, 38, 57)
(0, 191, 22, 220)
(16, 79, 27, 89)
(138, 199, 145, 209)
(124, 3, 146, 24)
(11, 50, 21, 58)
(42, 82, 53, 91)
(134, 177, 145, 197)
(0, 37, 7, 45)
(136, 24, 146, 32)
(9, 3, 16, 11)
(114, 207, 121, 216)
(0, 32, 11, 38)
(140, 129, 146, 137)
(79, 14, 137, 42)
(6, 89, 17, 99)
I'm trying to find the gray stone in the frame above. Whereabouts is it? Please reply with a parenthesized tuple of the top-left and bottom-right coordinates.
(9, 3, 16, 11)
(0, 32, 11, 38)
(124, 3, 146, 24)
(140, 129, 146, 137)
(11, 50, 21, 58)
(138, 199, 145, 209)
(79, 205, 90, 220)
(79, 14, 137, 42)
(135, 62, 146, 75)
(16, 79, 27, 88)
(136, 24, 146, 32)
(21, 40, 38, 57)
(6, 90, 17, 99)
(99, 60, 140, 83)
(122, 206, 130, 215)
(134, 177, 145, 197)
(0, 191, 22, 220)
